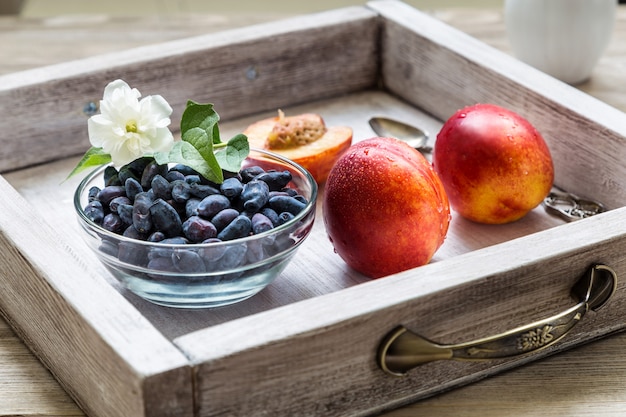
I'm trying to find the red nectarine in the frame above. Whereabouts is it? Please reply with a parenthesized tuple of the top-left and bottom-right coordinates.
(433, 104, 554, 224)
(323, 137, 450, 279)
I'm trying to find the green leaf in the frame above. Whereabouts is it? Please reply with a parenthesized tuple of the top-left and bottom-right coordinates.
(65, 147, 112, 180)
(215, 134, 250, 173)
(154, 141, 223, 184)
(180, 101, 221, 144)
(176, 101, 231, 182)
(182, 126, 214, 162)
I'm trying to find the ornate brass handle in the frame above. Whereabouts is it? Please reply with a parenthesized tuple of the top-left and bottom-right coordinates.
(378, 264, 617, 376)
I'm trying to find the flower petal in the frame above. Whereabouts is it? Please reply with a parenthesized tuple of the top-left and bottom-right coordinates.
(140, 94, 173, 120)
(87, 116, 116, 148)
(109, 142, 137, 166)
(103, 79, 134, 101)
(151, 128, 175, 153)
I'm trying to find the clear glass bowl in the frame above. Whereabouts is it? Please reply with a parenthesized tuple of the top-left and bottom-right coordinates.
(74, 148, 317, 308)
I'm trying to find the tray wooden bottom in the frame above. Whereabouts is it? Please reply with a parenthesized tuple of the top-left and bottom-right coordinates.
(5, 89, 566, 342)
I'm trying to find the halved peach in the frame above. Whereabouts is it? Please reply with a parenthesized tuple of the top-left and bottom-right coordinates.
(243, 111, 352, 183)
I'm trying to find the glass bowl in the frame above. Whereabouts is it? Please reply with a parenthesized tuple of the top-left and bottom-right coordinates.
(74, 148, 317, 309)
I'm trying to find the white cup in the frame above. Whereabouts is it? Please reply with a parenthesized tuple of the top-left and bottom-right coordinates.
(504, 0, 617, 85)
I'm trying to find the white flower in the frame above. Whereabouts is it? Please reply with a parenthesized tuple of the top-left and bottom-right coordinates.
(87, 79, 174, 166)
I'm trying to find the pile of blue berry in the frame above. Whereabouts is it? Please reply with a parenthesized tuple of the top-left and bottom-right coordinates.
(82, 157, 311, 275)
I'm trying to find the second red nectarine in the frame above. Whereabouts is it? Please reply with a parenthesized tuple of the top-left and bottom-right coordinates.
(433, 104, 554, 224)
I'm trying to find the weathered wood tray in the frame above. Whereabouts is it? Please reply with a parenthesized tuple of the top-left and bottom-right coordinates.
(2, 2, 626, 416)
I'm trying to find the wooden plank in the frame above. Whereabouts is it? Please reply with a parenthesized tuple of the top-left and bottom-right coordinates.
(371, 0, 626, 210)
(0, 316, 83, 416)
(0, 173, 193, 417)
(0, 6, 379, 172)
(0, 14, 295, 76)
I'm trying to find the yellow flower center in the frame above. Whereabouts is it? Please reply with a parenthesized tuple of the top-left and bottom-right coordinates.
(125, 120, 138, 133)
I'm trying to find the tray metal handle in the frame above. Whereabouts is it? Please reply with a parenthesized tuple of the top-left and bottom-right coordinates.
(377, 264, 617, 376)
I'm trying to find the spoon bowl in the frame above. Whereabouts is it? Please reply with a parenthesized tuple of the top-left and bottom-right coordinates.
(368, 116, 431, 154)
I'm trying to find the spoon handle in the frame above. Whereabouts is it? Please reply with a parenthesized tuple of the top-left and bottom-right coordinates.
(543, 188, 606, 221)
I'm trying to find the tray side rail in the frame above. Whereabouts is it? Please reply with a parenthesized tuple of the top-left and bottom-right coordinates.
(0, 174, 193, 417)
(370, 0, 626, 211)
(0, 6, 379, 173)
(175, 206, 626, 416)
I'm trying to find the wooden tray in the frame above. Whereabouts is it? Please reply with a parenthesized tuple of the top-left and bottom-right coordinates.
(2, 2, 626, 416)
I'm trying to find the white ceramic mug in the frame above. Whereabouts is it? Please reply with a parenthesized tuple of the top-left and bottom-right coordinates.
(504, 0, 617, 85)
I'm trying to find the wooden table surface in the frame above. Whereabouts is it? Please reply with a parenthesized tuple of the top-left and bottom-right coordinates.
(2, 6, 626, 417)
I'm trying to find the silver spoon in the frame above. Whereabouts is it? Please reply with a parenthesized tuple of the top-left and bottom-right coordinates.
(368, 116, 432, 154)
